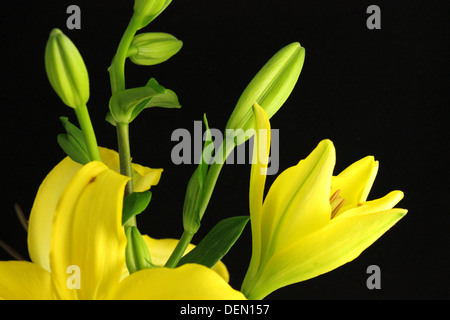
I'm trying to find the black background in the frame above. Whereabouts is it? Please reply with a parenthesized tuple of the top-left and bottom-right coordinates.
(0, 0, 448, 300)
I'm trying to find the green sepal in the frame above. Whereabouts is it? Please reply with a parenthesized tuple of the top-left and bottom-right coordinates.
(107, 77, 180, 125)
(122, 191, 152, 225)
(178, 216, 250, 268)
(57, 116, 90, 164)
(125, 226, 155, 274)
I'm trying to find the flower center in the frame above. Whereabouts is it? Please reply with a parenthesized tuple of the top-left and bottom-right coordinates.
(330, 189, 345, 219)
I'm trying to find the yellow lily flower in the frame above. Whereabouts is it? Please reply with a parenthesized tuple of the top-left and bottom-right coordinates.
(0, 160, 245, 299)
(27, 147, 163, 272)
(241, 104, 407, 300)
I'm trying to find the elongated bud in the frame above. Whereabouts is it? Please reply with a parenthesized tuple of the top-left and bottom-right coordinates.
(44, 28, 89, 108)
(182, 167, 203, 234)
(134, 0, 167, 16)
(225, 43, 305, 141)
(125, 226, 153, 274)
(128, 32, 182, 66)
(133, 0, 172, 29)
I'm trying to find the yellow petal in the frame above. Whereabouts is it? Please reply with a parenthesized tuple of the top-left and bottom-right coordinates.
(248, 103, 271, 277)
(0, 261, 55, 300)
(141, 236, 229, 282)
(331, 156, 379, 207)
(112, 264, 246, 300)
(27, 147, 161, 273)
(335, 190, 404, 219)
(247, 208, 406, 299)
(50, 161, 129, 299)
(131, 162, 163, 192)
(99, 146, 163, 192)
(260, 139, 335, 259)
(28, 157, 82, 271)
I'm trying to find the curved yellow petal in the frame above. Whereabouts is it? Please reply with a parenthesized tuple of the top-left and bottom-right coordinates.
(112, 264, 246, 300)
(0, 261, 55, 300)
(142, 236, 229, 282)
(28, 157, 82, 271)
(247, 103, 271, 278)
(335, 190, 404, 219)
(99, 146, 163, 192)
(50, 161, 129, 300)
(260, 139, 335, 257)
(27, 147, 161, 273)
(246, 208, 406, 299)
(331, 156, 379, 208)
(131, 163, 163, 192)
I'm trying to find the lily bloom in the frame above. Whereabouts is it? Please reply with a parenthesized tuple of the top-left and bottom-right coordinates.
(0, 151, 244, 299)
(241, 104, 407, 300)
(27, 147, 163, 272)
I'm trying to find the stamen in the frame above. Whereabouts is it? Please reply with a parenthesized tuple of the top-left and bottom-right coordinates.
(329, 189, 340, 203)
(14, 203, 28, 232)
(330, 189, 345, 219)
(0, 239, 25, 260)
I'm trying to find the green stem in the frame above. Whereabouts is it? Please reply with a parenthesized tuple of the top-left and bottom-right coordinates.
(164, 230, 194, 268)
(197, 138, 236, 218)
(117, 123, 136, 226)
(117, 123, 134, 194)
(110, 14, 142, 94)
(74, 104, 101, 162)
(165, 139, 236, 268)
(108, 13, 143, 209)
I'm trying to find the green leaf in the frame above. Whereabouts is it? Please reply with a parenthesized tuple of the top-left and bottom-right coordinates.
(122, 191, 152, 225)
(178, 216, 250, 268)
(108, 78, 180, 125)
(57, 117, 90, 164)
(200, 113, 214, 172)
(109, 86, 160, 124)
(125, 226, 155, 274)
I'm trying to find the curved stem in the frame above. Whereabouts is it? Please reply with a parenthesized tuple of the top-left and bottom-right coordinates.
(74, 104, 101, 162)
(164, 230, 194, 268)
(165, 139, 236, 268)
(109, 14, 142, 94)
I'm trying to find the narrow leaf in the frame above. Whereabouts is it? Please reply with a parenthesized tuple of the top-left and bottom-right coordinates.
(178, 216, 250, 268)
(122, 191, 152, 225)
(57, 117, 90, 164)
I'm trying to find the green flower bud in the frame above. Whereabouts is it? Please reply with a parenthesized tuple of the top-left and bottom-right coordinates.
(182, 166, 203, 234)
(128, 32, 183, 66)
(44, 28, 89, 108)
(125, 226, 154, 274)
(133, 0, 172, 29)
(134, 0, 166, 16)
(225, 42, 305, 141)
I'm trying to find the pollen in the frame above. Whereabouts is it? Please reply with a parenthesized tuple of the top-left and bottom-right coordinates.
(330, 189, 345, 219)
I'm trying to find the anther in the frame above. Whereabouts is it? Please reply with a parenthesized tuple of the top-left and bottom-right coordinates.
(330, 189, 345, 219)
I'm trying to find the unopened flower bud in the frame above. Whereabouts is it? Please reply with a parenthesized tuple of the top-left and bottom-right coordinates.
(125, 226, 153, 274)
(128, 32, 182, 66)
(225, 42, 305, 141)
(44, 28, 89, 108)
(134, 0, 169, 17)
